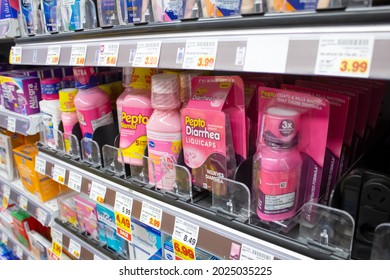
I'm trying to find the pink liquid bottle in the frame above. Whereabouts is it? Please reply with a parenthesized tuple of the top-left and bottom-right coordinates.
(146, 74, 182, 190)
(119, 68, 156, 165)
(59, 88, 79, 152)
(73, 67, 114, 139)
(254, 107, 302, 222)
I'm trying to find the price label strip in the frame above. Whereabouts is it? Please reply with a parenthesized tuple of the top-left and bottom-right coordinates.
(315, 36, 374, 78)
(7, 117, 16, 133)
(35, 157, 46, 175)
(172, 217, 199, 260)
(182, 39, 218, 70)
(51, 228, 63, 259)
(239, 244, 274, 260)
(132, 41, 162, 68)
(10, 47, 22, 64)
(140, 202, 162, 230)
(36, 208, 48, 225)
(2, 232, 8, 245)
(68, 239, 81, 259)
(16, 245, 24, 260)
(68, 171, 82, 192)
(2, 185, 11, 209)
(98, 43, 120, 66)
(89, 181, 107, 204)
(114, 192, 133, 242)
(53, 165, 66, 185)
(46, 46, 61, 65)
(19, 195, 28, 211)
(69, 45, 88, 66)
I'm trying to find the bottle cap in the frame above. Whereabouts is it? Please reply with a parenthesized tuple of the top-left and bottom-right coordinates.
(151, 74, 181, 109)
(59, 88, 78, 112)
(129, 68, 156, 90)
(41, 77, 61, 100)
(73, 67, 99, 89)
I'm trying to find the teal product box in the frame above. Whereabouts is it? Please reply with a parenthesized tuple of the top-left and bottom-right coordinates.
(163, 239, 220, 260)
(131, 218, 162, 260)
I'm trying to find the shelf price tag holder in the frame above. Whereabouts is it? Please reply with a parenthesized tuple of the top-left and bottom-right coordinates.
(239, 243, 274, 260)
(19, 195, 28, 211)
(132, 41, 161, 68)
(52, 164, 66, 185)
(182, 39, 218, 70)
(114, 192, 133, 242)
(46, 46, 61, 65)
(140, 202, 162, 231)
(35, 157, 46, 175)
(172, 217, 199, 260)
(68, 171, 82, 192)
(98, 43, 119, 66)
(315, 35, 374, 78)
(69, 45, 88, 66)
(2, 232, 8, 245)
(89, 181, 106, 204)
(68, 239, 81, 259)
(51, 228, 63, 260)
(36, 208, 48, 226)
(2, 185, 10, 209)
(16, 245, 24, 259)
(10, 46, 22, 64)
(7, 117, 16, 133)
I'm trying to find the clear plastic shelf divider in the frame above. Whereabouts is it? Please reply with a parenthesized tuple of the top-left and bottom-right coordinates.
(81, 138, 102, 168)
(102, 145, 126, 178)
(371, 223, 390, 260)
(64, 133, 81, 159)
(53, 129, 65, 155)
(129, 153, 156, 188)
(211, 177, 250, 222)
(298, 202, 354, 259)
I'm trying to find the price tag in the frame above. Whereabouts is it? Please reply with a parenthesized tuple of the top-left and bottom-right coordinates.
(10, 47, 22, 64)
(53, 165, 66, 185)
(2, 185, 10, 209)
(182, 40, 218, 70)
(68, 172, 82, 192)
(7, 117, 16, 133)
(2, 232, 8, 245)
(68, 239, 81, 259)
(114, 192, 133, 242)
(89, 181, 106, 204)
(132, 41, 161, 68)
(140, 202, 162, 230)
(98, 43, 119, 66)
(172, 217, 199, 260)
(19, 196, 28, 211)
(35, 157, 46, 175)
(36, 208, 47, 225)
(46, 46, 61, 65)
(51, 228, 63, 259)
(69, 45, 87, 66)
(16, 245, 23, 259)
(239, 244, 274, 260)
(315, 36, 374, 78)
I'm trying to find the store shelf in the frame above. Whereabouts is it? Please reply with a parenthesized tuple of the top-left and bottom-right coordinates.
(10, 8, 390, 80)
(0, 179, 59, 227)
(0, 224, 35, 260)
(36, 147, 335, 260)
(0, 108, 41, 136)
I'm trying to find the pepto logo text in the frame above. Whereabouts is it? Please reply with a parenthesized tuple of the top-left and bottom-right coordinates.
(121, 112, 149, 130)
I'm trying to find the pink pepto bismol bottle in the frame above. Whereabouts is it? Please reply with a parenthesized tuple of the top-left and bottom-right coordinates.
(146, 74, 182, 190)
(254, 107, 302, 222)
(73, 67, 114, 139)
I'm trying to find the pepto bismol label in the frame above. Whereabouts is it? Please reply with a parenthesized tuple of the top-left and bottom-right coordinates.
(121, 112, 149, 130)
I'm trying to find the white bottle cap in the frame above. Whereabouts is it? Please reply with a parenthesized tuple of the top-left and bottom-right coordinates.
(151, 74, 181, 109)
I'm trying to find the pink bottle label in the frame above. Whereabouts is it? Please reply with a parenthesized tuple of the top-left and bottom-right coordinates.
(76, 101, 113, 137)
(147, 131, 182, 190)
(257, 168, 299, 215)
(119, 107, 153, 164)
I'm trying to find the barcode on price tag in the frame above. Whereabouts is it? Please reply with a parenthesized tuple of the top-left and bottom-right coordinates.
(114, 192, 133, 242)
(68, 172, 82, 192)
(16, 245, 23, 259)
(140, 202, 162, 230)
(7, 117, 16, 133)
(239, 244, 274, 260)
(53, 165, 66, 185)
(51, 228, 63, 259)
(182, 40, 218, 70)
(35, 157, 46, 175)
(19, 195, 28, 211)
(46, 46, 61, 65)
(2, 232, 8, 245)
(315, 36, 374, 78)
(89, 181, 106, 204)
(2, 185, 10, 209)
(36, 208, 48, 225)
(10, 47, 22, 64)
(132, 41, 161, 68)
(68, 239, 81, 259)
(98, 43, 119, 66)
(69, 45, 87, 66)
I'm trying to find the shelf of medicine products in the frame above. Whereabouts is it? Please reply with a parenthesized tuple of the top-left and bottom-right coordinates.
(0, 224, 36, 260)
(10, 8, 390, 80)
(0, 178, 60, 227)
(0, 107, 42, 136)
(36, 147, 342, 261)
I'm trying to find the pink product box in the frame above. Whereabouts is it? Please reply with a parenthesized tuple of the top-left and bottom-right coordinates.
(73, 195, 99, 239)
